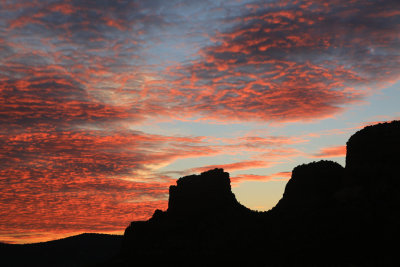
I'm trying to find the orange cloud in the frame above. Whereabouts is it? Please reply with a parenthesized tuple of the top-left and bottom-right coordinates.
(231, 172, 291, 184)
(312, 145, 346, 158)
(191, 160, 272, 173)
(140, 0, 400, 123)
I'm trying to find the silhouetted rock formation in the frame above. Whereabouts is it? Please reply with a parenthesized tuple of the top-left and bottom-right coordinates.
(345, 121, 400, 204)
(273, 160, 344, 214)
(113, 121, 400, 266)
(167, 168, 245, 216)
(118, 121, 400, 266)
(122, 169, 252, 266)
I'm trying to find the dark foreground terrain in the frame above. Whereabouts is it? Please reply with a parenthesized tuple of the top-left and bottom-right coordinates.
(2, 121, 400, 266)
(119, 121, 400, 266)
(0, 233, 122, 267)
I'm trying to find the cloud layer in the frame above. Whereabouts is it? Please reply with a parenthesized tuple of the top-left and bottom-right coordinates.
(149, 0, 400, 122)
(0, 0, 399, 243)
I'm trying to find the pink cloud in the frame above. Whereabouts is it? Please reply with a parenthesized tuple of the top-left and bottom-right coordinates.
(231, 172, 291, 184)
(312, 145, 346, 158)
(191, 160, 272, 173)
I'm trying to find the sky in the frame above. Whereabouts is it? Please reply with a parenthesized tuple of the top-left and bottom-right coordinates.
(0, 0, 399, 244)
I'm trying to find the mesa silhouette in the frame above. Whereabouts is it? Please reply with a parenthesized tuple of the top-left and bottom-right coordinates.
(118, 121, 400, 266)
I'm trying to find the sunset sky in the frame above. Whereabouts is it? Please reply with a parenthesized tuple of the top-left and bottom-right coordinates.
(1, 0, 399, 244)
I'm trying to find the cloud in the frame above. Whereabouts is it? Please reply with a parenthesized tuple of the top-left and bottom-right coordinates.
(231, 171, 291, 184)
(191, 160, 272, 173)
(145, 0, 400, 122)
(2, 0, 400, 126)
(312, 145, 346, 158)
(0, 128, 222, 243)
(0, 120, 300, 243)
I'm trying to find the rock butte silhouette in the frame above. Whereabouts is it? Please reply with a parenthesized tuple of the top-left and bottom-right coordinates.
(117, 120, 400, 266)
(2, 121, 400, 267)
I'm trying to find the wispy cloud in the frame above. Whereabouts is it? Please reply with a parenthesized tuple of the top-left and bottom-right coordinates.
(231, 172, 291, 184)
(190, 160, 273, 173)
(311, 145, 346, 158)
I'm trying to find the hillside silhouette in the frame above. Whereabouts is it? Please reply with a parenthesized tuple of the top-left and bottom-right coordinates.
(2, 121, 399, 266)
(0, 233, 122, 267)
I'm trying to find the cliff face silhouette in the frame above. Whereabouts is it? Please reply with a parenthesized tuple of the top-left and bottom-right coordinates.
(122, 169, 252, 263)
(167, 169, 249, 216)
(346, 122, 400, 203)
(119, 121, 400, 266)
(273, 160, 345, 214)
